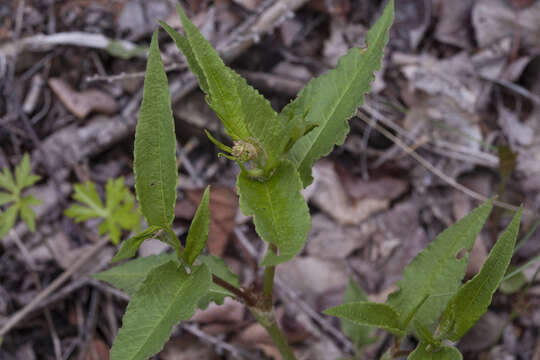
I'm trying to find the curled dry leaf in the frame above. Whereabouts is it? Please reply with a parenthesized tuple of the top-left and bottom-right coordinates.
(49, 78, 117, 119)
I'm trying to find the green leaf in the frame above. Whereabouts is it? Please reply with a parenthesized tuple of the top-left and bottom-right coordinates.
(0, 192, 14, 206)
(134, 30, 178, 227)
(237, 160, 310, 266)
(439, 207, 522, 341)
(341, 279, 376, 348)
(324, 301, 404, 337)
(110, 261, 211, 360)
(94, 252, 176, 295)
(197, 255, 240, 309)
(112, 225, 164, 262)
(285, 0, 394, 187)
(19, 195, 41, 232)
(500, 269, 526, 294)
(184, 186, 210, 265)
(0, 168, 17, 193)
(386, 200, 493, 332)
(164, 7, 289, 171)
(65, 178, 140, 244)
(0, 205, 18, 239)
(408, 343, 462, 360)
(413, 320, 439, 347)
(14, 154, 40, 189)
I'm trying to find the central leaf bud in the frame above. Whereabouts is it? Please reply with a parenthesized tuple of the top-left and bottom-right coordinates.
(232, 140, 259, 162)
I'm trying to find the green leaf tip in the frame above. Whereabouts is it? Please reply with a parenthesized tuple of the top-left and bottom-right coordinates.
(184, 186, 211, 265)
(111, 225, 163, 262)
(440, 206, 522, 341)
(134, 29, 178, 228)
(286, 0, 394, 187)
(386, 199, 493, 332)
(324, 301, 404, 337)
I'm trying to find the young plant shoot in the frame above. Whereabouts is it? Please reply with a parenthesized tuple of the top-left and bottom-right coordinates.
(91, 1, 523, 359)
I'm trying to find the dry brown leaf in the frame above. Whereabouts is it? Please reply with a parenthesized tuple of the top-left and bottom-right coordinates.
(434, 0, 475, 49)
(310, 160, 406, 225)
(49, 78, 117, 119)
(86, 337, 110, 360)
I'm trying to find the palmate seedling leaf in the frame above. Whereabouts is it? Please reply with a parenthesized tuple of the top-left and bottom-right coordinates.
(386, 200, 493, 332)
(64, 178, 140, 244)
(408, 343, 462, 360)
(134, 30, 178, 228)
(0, 205, 18, 239)
(184, 186, 210, 265)
(341, 279, 377, 349)
(197, 255, 240, 309)
(110, 261, 211, 360)
(94, 252, 176, 295)
(161, 8, 292, 172)
(237, 160, 310, 266)
(0, 154, 42, 239)
(439, 207, 522, 341)
(285, 0, 394, 187)
(324, 301, 404, 337)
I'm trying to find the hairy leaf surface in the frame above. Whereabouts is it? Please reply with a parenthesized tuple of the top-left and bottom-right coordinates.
(94, 253, 176, 295)
(184, 186, 210, 265)
(134, 30, 177, 227)
(324, 301, 404, 337)
(237, 160, 310, 266)
(408, 343, 462, 360)
(110, 261, 211, 360)
(440, 207, 522, 341)
(386, 200, 493, 331)
(285, 0, 394, 187)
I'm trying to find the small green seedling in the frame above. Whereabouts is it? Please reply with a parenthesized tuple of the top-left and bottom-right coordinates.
(84, 1, 518, 358)
(0, 154, 42, 239)
(64, 177, 140, 244)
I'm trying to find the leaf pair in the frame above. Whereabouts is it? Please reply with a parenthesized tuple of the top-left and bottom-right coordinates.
(325, 200, 522, 358)
(0, 154, 41, 239)
(64, 178, 140, 244)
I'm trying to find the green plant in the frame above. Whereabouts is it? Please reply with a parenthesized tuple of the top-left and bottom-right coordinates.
(326, 201, 522, 359)
(0, 154, 42, 239)
(64, 177, 140, 244)
(82, 1, 508, 358)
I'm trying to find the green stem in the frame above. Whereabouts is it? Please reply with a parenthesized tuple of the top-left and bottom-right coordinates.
(262, 244, 278, 309)
(265, 320, 297, 360)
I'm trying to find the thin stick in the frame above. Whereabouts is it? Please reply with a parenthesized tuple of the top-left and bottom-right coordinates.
(357, 113, 529, 215)
(0, 236, 110, 337)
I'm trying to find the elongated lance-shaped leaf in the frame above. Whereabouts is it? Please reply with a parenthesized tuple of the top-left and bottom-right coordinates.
(386, 200, 493, 332)
(110, 261, 211, 360)
(94, 253, 176, 295)
(341, 279, 377, 348)
(439, 207, 522, 341)
(134, 30, 178, 227)
(111, 226, 164, 262)
(408, 343, 462, 360)
(184, 186, 210, 265)
(237, 160, 310, 266)
(324, 301, 404, 337)
(285, 0, 394, 187)
(163, 7, 288, 171)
